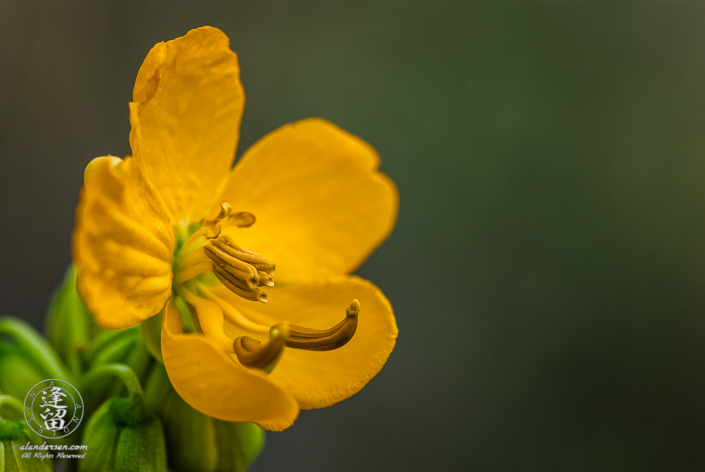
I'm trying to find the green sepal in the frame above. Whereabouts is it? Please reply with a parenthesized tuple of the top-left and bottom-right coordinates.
(45, 266, 102, 376)
(87, 328, 140, 368)
(79, 398, 167, 472)
(0, 348, 45, 402)
(0, 318, 73, 399)
(78, 401, 119, 472)
(82, 329, 148, 409)
(114, 415, 167, 472)
(144, 364, 264, 472)
(0, 397, 22, 422)
(79, 365, 167, 472)
(0, 398, 53, 472)
(212, 421, 264, 472)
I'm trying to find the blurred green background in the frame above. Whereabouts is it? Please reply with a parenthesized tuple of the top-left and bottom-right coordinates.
(3, 1, 705, 470)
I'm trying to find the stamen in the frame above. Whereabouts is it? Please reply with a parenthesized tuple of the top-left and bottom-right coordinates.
(179, 202, 233, 255)
(199, 285, 270, 334)
(172, 261, 213, 285)
(178, 247, 211, 268)
(233, 324, 289, 370)
(281, 299, 360, 351)
(228, 212, 256, 228)
(179, 287, 235, 353)
(204, 235, 275, 303)
(258, 271, 274, 287)
(212, 238, 275, 276)
(212, 269, 267, 303)
(231, 300, 361, 372)
(204, 244, 259, 288)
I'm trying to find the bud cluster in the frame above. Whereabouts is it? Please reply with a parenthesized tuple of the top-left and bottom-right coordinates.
(0, 267, 264, 471)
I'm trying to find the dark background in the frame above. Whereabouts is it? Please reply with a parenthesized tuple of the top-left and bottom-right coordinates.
(3, 2, 705, 471)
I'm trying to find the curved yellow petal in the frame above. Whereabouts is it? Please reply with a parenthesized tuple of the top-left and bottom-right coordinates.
(211, 275, 397, 409)
(73, 156, 174, 329)
(219, 118, 398, 281)
(129, 26, 245, 223)
(161, 298, 299, 430)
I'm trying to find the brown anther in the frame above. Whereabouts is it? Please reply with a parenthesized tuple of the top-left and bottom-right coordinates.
(204, 235, 275, 303)
(201, 202, 233, 240)
(217, 202, 232, 219)
(228, 211, 256, 228)
(257, 271, 274, 287)
(279, 299, 360, 352)
(233, 324, 289, 369)
(212, 237, 276, 277)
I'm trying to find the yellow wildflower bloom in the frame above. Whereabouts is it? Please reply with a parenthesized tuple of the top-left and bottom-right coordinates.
(72, 27, 398, 431)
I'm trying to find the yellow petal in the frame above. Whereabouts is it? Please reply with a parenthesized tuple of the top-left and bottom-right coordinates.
(219, 118, 398, 281)
(73, 156, 174, 329)
(211, 275, 398, 409)
(161, 298, 299, 430)
(129, 26, 245, 223)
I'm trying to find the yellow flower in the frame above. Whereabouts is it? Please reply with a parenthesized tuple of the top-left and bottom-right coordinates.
(72, 27, 398, 431)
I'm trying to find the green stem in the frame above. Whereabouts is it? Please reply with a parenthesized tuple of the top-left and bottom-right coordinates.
(0, 317, 73, 382)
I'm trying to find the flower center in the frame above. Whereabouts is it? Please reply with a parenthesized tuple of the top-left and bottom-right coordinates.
(172, 201, 271, 302)
(171, 201, 361, 372)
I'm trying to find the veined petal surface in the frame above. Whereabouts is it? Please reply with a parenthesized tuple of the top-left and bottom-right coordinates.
(212, 275, 398, 409)
(130, 26, 245, 223)
(161, 299, 299, 431)
(73, 156, 174, 329)
(219, 118, 398, 282)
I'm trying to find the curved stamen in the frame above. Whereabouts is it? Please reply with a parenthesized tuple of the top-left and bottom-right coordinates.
(179, 202, 232, 254)
(178, 247, 210, 269)
(280, 299, 360, 352)
(233, 324, 289, 370)
(173, 261, 212, 285)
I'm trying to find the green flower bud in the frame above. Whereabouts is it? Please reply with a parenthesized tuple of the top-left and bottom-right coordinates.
(79, 364, 166, 472)
(47, 267, 152, 392)
(47, 266, 151, 384)
(0, 396, 52, 472)
(46, 266, 103, 376)
(82, 329, 146, 409)
(144, 364, 264, 472)
(0, 319, 72, 399)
